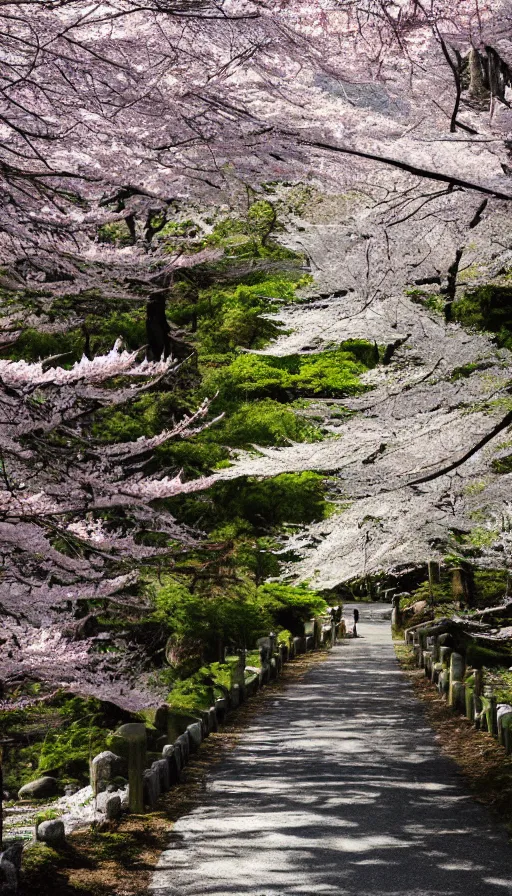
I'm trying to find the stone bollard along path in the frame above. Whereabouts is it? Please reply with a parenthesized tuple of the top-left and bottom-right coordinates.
(150, 605, 512, 896)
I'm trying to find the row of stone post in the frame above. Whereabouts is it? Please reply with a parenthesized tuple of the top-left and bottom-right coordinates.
(405, 624, 512, 751)
(89, 619, 339, 817)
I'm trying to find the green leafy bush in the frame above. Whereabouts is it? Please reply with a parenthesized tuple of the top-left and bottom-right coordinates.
(255, 583, 327, 632)
(171, 472, 331, 531)
(167, 662, 234, 711)
(452, 285, 512, 350)
(153, 581, 272, 656)
(98, 220, 133, 246)
(37, 719, 107, 778)
(203, 348, 369, 402)
(203, 399, 323, 447)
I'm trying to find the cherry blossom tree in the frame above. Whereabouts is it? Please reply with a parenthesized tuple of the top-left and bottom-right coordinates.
(0, 335, 223, 707)
(2, 0, 512, 697)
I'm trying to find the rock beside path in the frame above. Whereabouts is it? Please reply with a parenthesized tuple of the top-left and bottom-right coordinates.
(17, 776, 59, 800)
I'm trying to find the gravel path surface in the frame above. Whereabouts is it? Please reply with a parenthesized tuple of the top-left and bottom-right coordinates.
(150, 606, 512, 896)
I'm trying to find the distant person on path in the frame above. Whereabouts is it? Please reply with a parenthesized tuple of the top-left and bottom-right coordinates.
(353, 607, 359, 638)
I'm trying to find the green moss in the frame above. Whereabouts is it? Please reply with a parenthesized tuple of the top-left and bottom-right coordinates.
(463, 480, 487, 496)
(171, 472, 332, 531)
(188, 277, 303, 354)
(98, 220, 133, 246)
(406, 289, 445, 315)
(202, 399, 323, 448)
(466, 527, 499, 549)
(452, 284, 512, 350)
(7, 309, 146, 365)
(492, 453, 512, 474)
(22, 843, 66, 874)
(466, 643, 512, 669)
(203, 347, 370, 404)
(450, 361, 491, 381)
(2, 694, 128, 793)
(167, 662, 235, 712)
(36, 719, 106, 779)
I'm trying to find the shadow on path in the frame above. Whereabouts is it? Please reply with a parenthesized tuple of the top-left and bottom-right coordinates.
(150, 606, 512, 896)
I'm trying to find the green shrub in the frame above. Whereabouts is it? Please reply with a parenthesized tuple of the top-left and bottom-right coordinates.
(452, 284, 512, 350)
(203, 348, 369, 403)
(255, 583, 327, 633)
(171, 472, 331, 531)
(203, 399, 323, 447)
(37, 719, 106, 778)
(167, 662, 234, 712)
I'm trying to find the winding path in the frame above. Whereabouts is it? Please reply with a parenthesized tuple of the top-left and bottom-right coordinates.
(150, 607, 512, 896)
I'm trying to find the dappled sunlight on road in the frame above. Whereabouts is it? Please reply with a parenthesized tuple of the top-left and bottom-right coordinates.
(150, 605, 512, 896)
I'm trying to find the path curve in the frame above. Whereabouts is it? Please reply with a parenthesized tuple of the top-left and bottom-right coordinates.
(150, 607, 512, 896)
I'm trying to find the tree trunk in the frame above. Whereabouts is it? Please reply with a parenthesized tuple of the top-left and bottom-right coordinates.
(146, 289, 171, 361)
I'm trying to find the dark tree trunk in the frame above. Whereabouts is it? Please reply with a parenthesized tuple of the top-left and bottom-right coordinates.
(443, 247, 464, 322)
(146, 289, 171, 361)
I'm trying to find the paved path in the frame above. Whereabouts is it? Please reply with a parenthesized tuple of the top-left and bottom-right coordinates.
(150, 606, 512, 896)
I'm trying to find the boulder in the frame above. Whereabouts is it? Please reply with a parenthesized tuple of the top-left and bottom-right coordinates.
(412, 600, 428, 615)
(18, 776, 59, 800)
(1, 844, 23, 874)
(64, 784, 80, 797)
(96, 791, 122, 821)
(120, 786, 130, 811)
(186, 722, 202, 753)
(154, 704, 170, 733)
(90, 751, 124, 796)
(105, 795, 122, 821)
(36, 819, 66, 848)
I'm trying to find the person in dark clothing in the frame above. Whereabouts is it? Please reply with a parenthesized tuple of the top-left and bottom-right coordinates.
(353, 607, 359, 638)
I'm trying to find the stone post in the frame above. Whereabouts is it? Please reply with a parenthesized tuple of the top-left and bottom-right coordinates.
(116, 723, 147, 814)
(439, 646, 452, 668)
(465, 673, 475, 722)
(391, 594, 401, 629)
(474, 669, 483, 729)
(448, 653, 465, 708)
